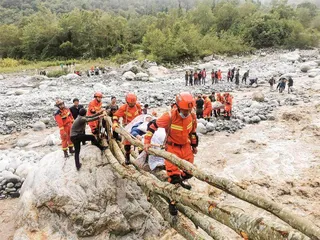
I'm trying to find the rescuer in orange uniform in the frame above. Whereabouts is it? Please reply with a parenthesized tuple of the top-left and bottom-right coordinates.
(112, 93, 142, 165)
(144, 92, 198, 186)
(224, 92, 233, 120)
(216, 92, 225, 117)
(144, 92, 198, 215)
(87, 92, 103, 135)
(203, 95, 213, 121)
(54, 99, 75, 158)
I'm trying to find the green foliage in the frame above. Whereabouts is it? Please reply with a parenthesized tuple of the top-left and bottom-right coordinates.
(0, 0, 319, 63)
(47, 69, 68, 78)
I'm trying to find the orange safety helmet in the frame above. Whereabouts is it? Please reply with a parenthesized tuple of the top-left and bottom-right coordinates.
(176, 92, 195, 110)
(126, 93, 137, 104)
(55, 99, 64, 107)
(94, 92, 103, 98)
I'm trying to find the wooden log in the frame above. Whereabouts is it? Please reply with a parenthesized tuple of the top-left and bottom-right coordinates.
(148, 193, 212, 240)
(104, 148, 309, 240)
(108, 120, 320, 240)
(111, 139, 228, 239)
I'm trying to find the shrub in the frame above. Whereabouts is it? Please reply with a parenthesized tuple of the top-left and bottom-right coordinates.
(47, 69, 67, 78)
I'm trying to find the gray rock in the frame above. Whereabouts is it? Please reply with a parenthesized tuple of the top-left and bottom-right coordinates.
(15, 182, 22, 188)
(0, 75, 5, 80)
(300, 61, 318, 73)
(15, 89, 29, 95)
(8, 168, 15, 173)
(134, 72, 149, 81)
(281, 52, 300, 62)
(197, 118, 207, 126)
(40, 118, 51, 125)
(206, 122, 215, 132)
(108, 70, 118, 76)
(16, 139, 31, 147)
(6, 182, 14, 188)
(120, 60, 141, 74)
(148, 66, 169, 77)
(14, 147, 165, 239)
(32, 121, 46, 131)
(267, 115, 276, 121)
(308, 69, 320, 78)
(6, 121, 16, 127)
(197, 123, 207, 134)
(259, 115, 267, 121)
(123, 71, 136, 80)
(251, 116, 261, 123)
(244, 117, 251, 124)
(5, 187, 16, 193)
(64, 73, 79, 80)
(252, 91, 265, 102)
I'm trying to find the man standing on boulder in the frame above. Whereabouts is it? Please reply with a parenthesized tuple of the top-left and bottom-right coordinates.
(87, 92, 104, 136)
(288, 77, 294, 93)
(54, 99, 75, 158)
(112, 93, 142, 165)
(144, 92, 198, 215)
(71, 108, 107, 170)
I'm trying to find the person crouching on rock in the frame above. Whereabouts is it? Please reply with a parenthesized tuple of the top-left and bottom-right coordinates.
(71, 108, 107, 170)
(54, 99, 75, 158)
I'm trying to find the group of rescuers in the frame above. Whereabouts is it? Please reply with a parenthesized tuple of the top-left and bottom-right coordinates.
(54, 91, 232, 214)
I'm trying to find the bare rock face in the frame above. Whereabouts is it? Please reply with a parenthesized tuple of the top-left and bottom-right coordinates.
(14, 145, 166, 240)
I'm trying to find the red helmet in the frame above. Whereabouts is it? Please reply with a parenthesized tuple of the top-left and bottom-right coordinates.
(94, 92, 103, 98)
(126, 93, 137, 104)
(55, 99, 64, 107)
(176, 92, 195, 110)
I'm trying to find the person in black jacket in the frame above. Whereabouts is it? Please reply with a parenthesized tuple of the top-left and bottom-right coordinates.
(70, 108, 106, 170)
(69, 98, 84, 120)
(288, 77, 293, 93)
(196, 95, 204, 119)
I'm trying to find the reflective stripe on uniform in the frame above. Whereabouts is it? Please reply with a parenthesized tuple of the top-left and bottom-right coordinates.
(171, 124, 183, 131)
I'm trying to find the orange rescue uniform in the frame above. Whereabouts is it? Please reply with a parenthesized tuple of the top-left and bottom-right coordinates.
(87, 99, 102, 133)
(113, 103, 142, 145)
(203, 97, 212, 119)
(224, 94, 233, 117)
(54, 108, 74, 150)
(145, 109, 197, 178)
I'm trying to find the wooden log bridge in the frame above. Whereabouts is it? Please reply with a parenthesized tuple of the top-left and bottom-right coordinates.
(103, 116, 320, 240)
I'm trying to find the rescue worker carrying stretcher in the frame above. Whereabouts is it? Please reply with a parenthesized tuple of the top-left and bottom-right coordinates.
(112, 93, 142, 165)
(87, 92, 103, 135)
(144, 92, 198, 215)
(54, 99, 75, 158)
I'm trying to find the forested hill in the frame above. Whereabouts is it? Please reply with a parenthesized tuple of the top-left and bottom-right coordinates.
(0, 0, 319, 63)
(0, 0, 198, 23)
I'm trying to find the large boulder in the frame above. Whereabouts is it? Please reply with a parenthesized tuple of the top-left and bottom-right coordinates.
(252, 91, 265, 102)
(134, 72, 149, 81)
(197, 122, 207, 134)
(308, 69, 320, 78)
(123, 71, 136, 80)
(300, 61, 318, 73)
(14, 146, 165, 240)
(32, 121, 46, 131)
(280, 51, 301, 62)
(120, 61, 142, 74)
(147, 66, 169, 77)
(64, 73, 80, 80)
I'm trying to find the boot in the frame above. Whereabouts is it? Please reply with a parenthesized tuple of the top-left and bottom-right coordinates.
(169, 175, 191, 190)
(180, 180, 192, 190)
(168, 200, 178, 216)
(76, 163, 82, 171)
(64, 150, 69, 158)
(69, 147, 75, 154)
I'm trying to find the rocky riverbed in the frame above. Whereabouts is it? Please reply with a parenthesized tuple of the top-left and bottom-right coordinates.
(0, 49, 319, 239)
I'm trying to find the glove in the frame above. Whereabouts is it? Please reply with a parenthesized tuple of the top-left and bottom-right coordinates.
(112, 122, 119, 131)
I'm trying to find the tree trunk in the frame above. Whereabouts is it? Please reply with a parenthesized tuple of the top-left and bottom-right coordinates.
(110, 139, 228, 239)
(107, 119, 319, 240)
(148, 193, 212, 240)
(104, 148, 309, 240)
